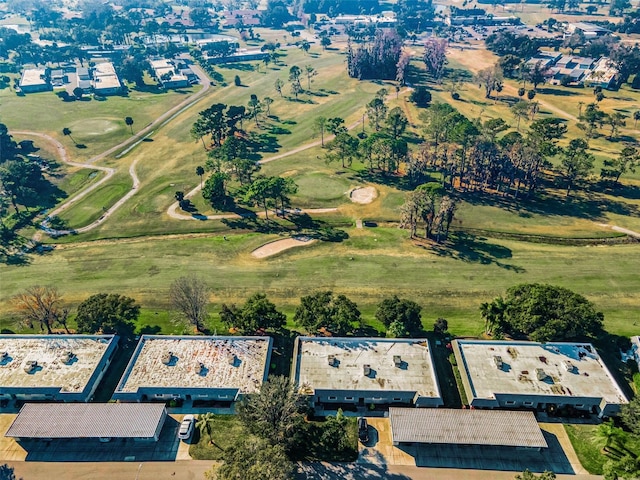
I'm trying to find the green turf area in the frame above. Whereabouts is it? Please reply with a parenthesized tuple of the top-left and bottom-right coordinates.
(189, 415, 247, 461)
(2, 228, 639, 338)
(565, 424, 640, 475)
(188, 414, 357, 462)
(0, 83, 202, 162)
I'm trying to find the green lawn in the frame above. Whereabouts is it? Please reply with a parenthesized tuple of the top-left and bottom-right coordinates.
(189, 415, 247, 461)
(565, 424, 640, 475)
(0, 82, 202, 162)
(2, 228, 639, 338)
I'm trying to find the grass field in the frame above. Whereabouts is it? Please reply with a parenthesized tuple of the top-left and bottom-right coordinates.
(565, 424, 640, 475)
(0, 82, 201, 162)
(2, 227, 639, 338)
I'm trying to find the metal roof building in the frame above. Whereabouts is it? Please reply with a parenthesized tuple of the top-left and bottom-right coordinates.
(113, 335, 272, 403)
(0, 335, 118, 403)
(5, 403, 167, 441)
(292, 337, 442, 409)
(453, 340, 628, 417)
(389, 408, 547, 448)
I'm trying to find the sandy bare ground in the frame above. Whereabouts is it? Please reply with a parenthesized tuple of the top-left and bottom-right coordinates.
(349, 186, 377, 204)
(251, 236, 316, 258)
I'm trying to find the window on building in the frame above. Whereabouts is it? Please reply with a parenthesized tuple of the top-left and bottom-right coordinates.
(505, 400, 516, 405)
(328, 396, 337, 400)
(345, 397, 354, 401)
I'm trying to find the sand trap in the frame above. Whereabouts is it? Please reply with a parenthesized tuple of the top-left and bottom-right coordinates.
(349, 186, 377, 204)
(251, 236, 316, 258)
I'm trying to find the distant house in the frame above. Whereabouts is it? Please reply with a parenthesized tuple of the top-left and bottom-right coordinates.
(566, 22, 612, 38)
(222, 9, 262, 28)
(19, 68, 50, 93)
(207, 49, 269, 64)
(452, 339, 628, 417)
(332, 14, 397, 27)
(0, 335, 118, 404)
(149, 59, 190, 89)
(291, 337, 443, 411)
(529, 52, 618, 89)
(92, 62, 121, 95)
(631, 336, 640, 372)
(447, 15, 520, 26)
(112, 335, 272, 406)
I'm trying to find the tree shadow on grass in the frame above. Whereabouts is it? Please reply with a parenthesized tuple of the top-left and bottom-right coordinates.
(354, 170, 413, 191)
(536, 87, 582, 96)
(220, 62, 255, 71)
(425, 232, 526, 272)
(459, 186, 638, 221)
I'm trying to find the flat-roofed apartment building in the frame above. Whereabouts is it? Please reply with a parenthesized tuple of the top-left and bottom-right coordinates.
(112, 335, 272, 404)
(92, 62, 121, 95)
(19, 68, 50, 93)
(291, 337, 443, 409)
(0, 335, 118, 403)
(452, 339, 628, 416)
(149, 59, 190, 89)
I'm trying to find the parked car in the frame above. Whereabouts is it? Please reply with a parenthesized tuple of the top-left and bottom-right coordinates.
(178, 414, 195, 440)
(357, 417, 369, 443)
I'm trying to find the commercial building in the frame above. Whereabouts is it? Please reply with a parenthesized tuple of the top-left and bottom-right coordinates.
(92, 62, 121, 95)
(291, 337, 443, 409)
(222, 9, 262, 28)
(452, 340, 628, 416)
(5, 403, 167, 442)
(389, 407, 547, 449)
(18, 68, 50, 93)
(566, 22, 612, 38)
(0, 335, 118, 404)
(113, 335, 272, 404)
(149, 59, 190, 89)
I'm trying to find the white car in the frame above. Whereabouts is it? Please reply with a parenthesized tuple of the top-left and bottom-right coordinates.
(178, 414, 195, 440)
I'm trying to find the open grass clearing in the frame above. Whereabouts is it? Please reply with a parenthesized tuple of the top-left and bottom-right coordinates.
(565, 424, 640, 475)
(189, 415, 247, 461)
(0, 83, 202, 162)
(2, 228, 640, 337)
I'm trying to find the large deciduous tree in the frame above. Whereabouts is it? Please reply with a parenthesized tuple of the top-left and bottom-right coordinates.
(480, 283, 604, 341)
(212, 437, 294, 480)
(375, 295, 423, 336)
(620, 396, 640, 436)
(169, 275, 210, 333)
(236, 375, 307, 449)
(475, 65, 504, 99)
(220, 292, 286, 334)
(75, 293, 139, 339)
(422, 37, 448, 82)
(294, 291, 361, 335)
(13, 286, 69, 334)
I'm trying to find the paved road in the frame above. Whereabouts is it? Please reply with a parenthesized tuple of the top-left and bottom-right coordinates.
(4, 460, 602, 480)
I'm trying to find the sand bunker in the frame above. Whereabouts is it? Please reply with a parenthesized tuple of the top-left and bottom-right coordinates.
(349, 186, 377, 204)
(251, 236, 316, 258)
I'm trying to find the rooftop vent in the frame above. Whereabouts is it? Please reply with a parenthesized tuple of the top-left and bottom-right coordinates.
(536, 368, 547, 381)
(61, 351, 74, 364)
(162, 351, 173, 365)
(229, 354, 238, 366)
(562, 360, 575, 372)
(24, 360, 38, 373)
(493, 355, 503, 369)
(363, 364, 372, 377)
(0, 351, 7, 360)
(393, 355, 402, 368)
(328, 355, 337, 367)
(196, 362, 206, 374)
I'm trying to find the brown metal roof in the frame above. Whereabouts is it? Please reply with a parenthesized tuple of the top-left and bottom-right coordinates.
(5, 403, 166, 439)
(389, 408, 548, 448)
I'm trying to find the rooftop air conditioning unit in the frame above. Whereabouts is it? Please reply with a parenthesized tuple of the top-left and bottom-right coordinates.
(162, 351, 173, 365)
(61, 351, 74, 364)
(536, 368, 547, 381)
(393, 355, 402, 368)
(363, 364, 371, 377)
(24, 360, 38, 373)
(196, 362, 205, 374)
(229, 354, 238, 366)
(328, 355, 337, 367)
(493, 355, 503, 369)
